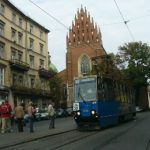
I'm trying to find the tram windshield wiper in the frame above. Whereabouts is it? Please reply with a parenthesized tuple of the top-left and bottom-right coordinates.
(78, 87, 86, 103)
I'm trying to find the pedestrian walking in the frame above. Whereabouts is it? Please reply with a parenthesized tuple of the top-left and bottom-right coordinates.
(48, 101, 55, 129)
(1, 100, 12, 133)
(27, 102, 35, 133)
(15, 102, 24, 132)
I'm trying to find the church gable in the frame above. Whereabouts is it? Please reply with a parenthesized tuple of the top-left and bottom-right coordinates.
(66, 6, 103, 49)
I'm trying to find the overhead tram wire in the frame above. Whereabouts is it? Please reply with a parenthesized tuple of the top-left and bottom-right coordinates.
(28, 0, 137, 51)
(28, 0, 136, 39)
(27, 0, 102, 51)
(113, 0, 135, 41)
(28, 0, 69, 30)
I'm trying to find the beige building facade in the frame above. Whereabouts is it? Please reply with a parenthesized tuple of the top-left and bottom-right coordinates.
(0, 0, 51, 109)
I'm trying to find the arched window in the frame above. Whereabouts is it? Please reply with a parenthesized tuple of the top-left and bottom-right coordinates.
(80, 55, 90, 75)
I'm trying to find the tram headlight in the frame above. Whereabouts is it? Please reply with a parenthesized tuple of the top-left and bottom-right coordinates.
(76, 111, 81, 116)
(91, 110, 96, 115)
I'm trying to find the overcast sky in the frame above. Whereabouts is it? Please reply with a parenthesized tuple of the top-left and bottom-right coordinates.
(9, 0, 150, 71)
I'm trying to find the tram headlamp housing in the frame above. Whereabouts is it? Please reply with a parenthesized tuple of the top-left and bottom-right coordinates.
(91, 110, 96, 115)
(76, 111, 81, 116)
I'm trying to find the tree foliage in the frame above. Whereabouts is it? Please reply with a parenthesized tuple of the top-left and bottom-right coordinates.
(91, 53, 123, 80)
(49, 75, 63, 107)
(116, 41, 150, 87)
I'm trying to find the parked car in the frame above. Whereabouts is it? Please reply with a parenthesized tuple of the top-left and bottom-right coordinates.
(136, 106, 144, 112)
(38, 109, 49, 120)
(34, 112, 41, 121)
(66, 107, 73, 116)
(56, 108, 67, 118)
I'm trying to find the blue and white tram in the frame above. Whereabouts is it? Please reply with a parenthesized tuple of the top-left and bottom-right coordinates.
(73, 75, 136, 129)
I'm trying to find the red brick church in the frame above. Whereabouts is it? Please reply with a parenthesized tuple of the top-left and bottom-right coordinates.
(59, 6, 107, 107)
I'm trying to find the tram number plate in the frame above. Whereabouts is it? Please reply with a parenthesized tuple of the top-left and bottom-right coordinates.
(83, 109, 89, 112)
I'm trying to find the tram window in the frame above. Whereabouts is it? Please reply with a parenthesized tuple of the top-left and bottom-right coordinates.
(109, 80, 115, 100)
(124, 85, 129, 103)
(129, 89, 132, 104)
(130, 89, 135, 104)
(103, 82, 108, 100)
(97, 77, 105, 100)
(126, 86, 130, 104)
(97, 88, 105, 100)
(119, 84, 124, 103)
(114, 82, 120, 102)
(122, 85, 126, 103)
(103, 78, 115, 101)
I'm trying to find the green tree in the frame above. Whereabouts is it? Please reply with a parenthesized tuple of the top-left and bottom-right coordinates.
(116, 41, 150, 105)
(91, 53, 123, 80)
(49, 75, 63, 108)
(117, 41, 150, 85)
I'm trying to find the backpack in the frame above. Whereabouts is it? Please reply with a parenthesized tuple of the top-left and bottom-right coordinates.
(1, 105, 9, 114)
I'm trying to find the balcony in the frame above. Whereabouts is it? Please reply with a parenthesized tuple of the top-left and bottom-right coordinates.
(0, 85, 9, 95)
(10, 84, 51, 98)
(38, 67, 56, 79)
(9, 59, 30, 72)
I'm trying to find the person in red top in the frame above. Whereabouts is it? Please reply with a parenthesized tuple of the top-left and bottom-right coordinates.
(0, 101, 3, 132)
(1, 100, 12, 133)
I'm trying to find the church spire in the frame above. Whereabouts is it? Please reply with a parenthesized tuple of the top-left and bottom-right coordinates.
(66, 6, 103, 49)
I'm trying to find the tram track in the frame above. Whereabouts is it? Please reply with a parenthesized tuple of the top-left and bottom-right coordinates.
(2, 114, 149, 150)
(3, 122, 137, 150)
(1, 129, 76, 149)
(52, 118, 146, 150)
(2, 130, 98, 150)
(49, 130, 98, 150)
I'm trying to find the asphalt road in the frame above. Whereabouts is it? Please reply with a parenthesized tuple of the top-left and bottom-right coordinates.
(1, 112, 150, 150)
(57, 112, 150, 150)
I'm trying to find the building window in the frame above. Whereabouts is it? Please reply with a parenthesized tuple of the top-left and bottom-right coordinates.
(39, 43, 43, 55)
(0, 67, 4, 85)
(12, 73, 17, 86)
(11, 48, 17, 60)
(29, 38, 34, 50)
(39, 59, 44, 68)
(18, 75, 23, 86)
(40, 78, 45, 88)
(11, 48, 23, 61)
(18, 51, 22, 61)
(29, 24, 33, 33)
(12, 13, 16, 23)
(80, 55, 90, 75)
(0, 21, 4, 36)
(40, 31, 43, 39)
(11, 29, 17, 42)
(19, 18, 22, 27)
(30, 77, 35, 88)
(18, 32, 23, 45)
(0, 3, 5, 15)
(0, 42, 4, 58)
(29, 55, 34, 68)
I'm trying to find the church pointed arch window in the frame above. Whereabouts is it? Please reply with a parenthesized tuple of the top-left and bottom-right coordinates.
(80, 55, 90, 75)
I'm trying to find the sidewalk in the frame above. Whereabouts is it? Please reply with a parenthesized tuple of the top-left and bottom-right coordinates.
(0, 117, 76, 149)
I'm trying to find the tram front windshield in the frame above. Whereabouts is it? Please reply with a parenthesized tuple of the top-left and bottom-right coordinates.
(74, 77, 97, 102)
